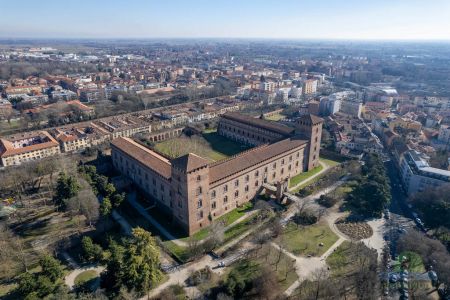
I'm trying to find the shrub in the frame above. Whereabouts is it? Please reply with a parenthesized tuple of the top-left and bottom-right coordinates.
(293, 211, 318, 226)
(317, 195, 338, 208)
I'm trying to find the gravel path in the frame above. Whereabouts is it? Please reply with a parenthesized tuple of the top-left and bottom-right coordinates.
(64, 265, 105, 289)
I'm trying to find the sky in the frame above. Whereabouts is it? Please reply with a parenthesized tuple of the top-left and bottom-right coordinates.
(1, 0, 450, 40)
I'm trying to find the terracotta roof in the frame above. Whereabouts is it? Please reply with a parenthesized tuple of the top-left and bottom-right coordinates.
(299, 114, 324, 125)
(222, 112, 294, 136)
(0, 131, 59, 157)
(111, 137, 172, 179)
(209, 137, 308, 184)
(171, 153, 209, 173)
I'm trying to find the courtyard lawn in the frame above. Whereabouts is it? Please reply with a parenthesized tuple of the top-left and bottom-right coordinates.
(265, 113, 286, 121)
(279, 222, 338, 257)
(289, 164, 323, 188)
(153, 131, 248, 161)
(202, 131, 250, 157)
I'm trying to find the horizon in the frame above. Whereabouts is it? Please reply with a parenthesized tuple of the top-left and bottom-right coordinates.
(1, 0, 450, 41)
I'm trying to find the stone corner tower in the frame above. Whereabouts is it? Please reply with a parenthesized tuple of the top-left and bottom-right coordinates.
(295, 114, 323, 171)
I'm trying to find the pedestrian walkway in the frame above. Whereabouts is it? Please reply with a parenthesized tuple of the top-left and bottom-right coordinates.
(127, 193, 187, 247)
(281, 210, 351, 296)
(288, 160, 331, 192)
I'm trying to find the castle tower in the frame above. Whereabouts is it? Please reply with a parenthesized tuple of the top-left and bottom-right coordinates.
(296, 114, 323, 171)
(170, 153, 211, 235)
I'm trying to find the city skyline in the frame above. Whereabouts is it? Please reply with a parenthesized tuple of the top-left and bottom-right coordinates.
(1, 0, 450, 40)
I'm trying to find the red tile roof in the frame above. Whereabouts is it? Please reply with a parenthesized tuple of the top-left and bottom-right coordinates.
(111, 137, 172, 179)
(222, 112, 294, 136)
(209, 137, 308, 184)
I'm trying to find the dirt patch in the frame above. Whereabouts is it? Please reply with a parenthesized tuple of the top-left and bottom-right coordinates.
(335, 220, 373, 240)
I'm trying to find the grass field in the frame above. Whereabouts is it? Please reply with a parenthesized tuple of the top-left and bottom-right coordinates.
(289, 164, 323, 188)
(0, 120, 23, 136)
(228, 243, 299, 293)
(279, 222, 338, 257)
(393, 251, 425, 273)
(320, 157, 341, 167)
(326, 241, 353, 276)
(74, 270, 99, 286)
(153, 131, 249, 161)
(264, 113, 286, 121)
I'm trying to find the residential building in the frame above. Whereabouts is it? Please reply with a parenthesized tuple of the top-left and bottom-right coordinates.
(400, 150, 450, 195)
(0, 131, 61, 167)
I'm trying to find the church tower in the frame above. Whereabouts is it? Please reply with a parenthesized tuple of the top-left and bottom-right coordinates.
(296, 114, 323, 171)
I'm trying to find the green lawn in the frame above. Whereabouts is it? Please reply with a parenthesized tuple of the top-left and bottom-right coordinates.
(223, 214, 259, 242)
(202, 131, 250, 157)
(228, 243, 298, 292)
(74, 270, 99, 286)
(393, 251, 425, 273)
(279, 222, 338, 257)
(217, 202, 253, 226)
(289, 164, 323, 188)
(265, 113, 286, 121)
(326, 241, 353, 276)
(181, 202, 254, 242)
(320, 157, 340, 167)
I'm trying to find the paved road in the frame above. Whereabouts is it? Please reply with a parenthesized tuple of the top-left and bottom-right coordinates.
(384, 160, 416, 258)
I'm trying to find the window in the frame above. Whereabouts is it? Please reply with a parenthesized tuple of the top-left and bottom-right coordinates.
(281, 159, 285, 165)
(178, 200, 182, 208)
(281, 168, 284, 174)
(224, 196, 228, 204)
(255, 180, 259, 187)
(245, 185, 249, 192)
(273, 162, 277, 169)
(223, 185, 228, 192)
(264, 167, 268, 172)
(152, 178, 156, 185)
(211, 190, 216, 198)
(197, 211, 203, 220)
(288, 165, 292, 171)
(234, 191, 239, 198)
(296, 161, 299, 167)
(235, 179, 239, 187)
(245, 175, 249, 182)
(197, 186, 202, 195)
(211, 201, 216, 209)
(197, 175, 201, 182)
(197, 199, 202, 208)
(289, 155, 292, 162)
(161, 184, 164, 191)
(272, 172, 276, 179)
(255, 170, 259, 177)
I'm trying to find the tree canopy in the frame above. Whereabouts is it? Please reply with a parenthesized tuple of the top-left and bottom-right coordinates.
(102, 227, 162, 295)
(346, 153, 391, 217)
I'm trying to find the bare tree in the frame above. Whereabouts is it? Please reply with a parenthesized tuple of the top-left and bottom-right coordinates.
(65, 179, 99, 227)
